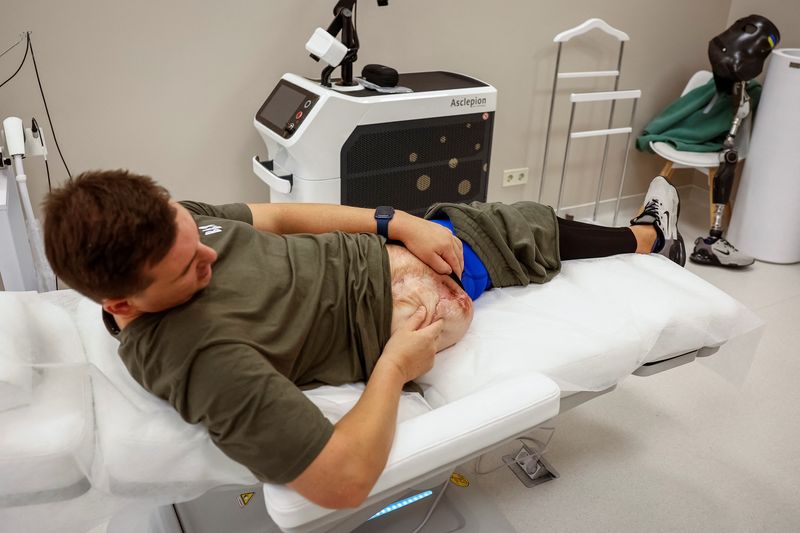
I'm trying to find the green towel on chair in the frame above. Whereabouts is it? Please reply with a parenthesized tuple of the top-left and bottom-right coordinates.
(637, 79, 761, 153)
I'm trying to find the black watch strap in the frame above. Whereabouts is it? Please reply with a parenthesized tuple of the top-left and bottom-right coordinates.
(374, 206, 395, 239)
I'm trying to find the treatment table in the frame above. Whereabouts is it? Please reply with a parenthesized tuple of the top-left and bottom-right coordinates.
(0, 254, 761, 533)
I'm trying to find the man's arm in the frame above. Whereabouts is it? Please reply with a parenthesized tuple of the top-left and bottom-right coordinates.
(247, 203, 464, 277)
(289, 307, 443, 508)
(184, 308, 442, 509)
(248, 202, 392, 235)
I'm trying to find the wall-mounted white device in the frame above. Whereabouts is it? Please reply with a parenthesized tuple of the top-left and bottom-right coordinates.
(1, 116, 55, 292)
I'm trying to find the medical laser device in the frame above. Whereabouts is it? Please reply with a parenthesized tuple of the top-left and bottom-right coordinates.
(689, 15, 780, 267)
(0, 116, 56, 292)
(252, 2, 496, 216)
(252, 72, 495, 216)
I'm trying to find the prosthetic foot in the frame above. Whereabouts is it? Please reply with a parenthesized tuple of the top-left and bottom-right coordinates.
(630, 176, 686, 267)
(690, 236, 754, 268)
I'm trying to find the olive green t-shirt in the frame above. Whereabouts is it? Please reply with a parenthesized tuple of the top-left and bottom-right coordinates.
(107, 201, 393, 484)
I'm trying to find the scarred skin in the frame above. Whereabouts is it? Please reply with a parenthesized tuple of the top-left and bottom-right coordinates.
(386, 243, 474, 352)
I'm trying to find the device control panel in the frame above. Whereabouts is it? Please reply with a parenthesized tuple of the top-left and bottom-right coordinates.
(256, 80, 319, 139)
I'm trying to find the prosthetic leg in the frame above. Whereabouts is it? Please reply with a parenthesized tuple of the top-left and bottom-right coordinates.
(689, 14, 780, 268)
(689, 82, 755, 267)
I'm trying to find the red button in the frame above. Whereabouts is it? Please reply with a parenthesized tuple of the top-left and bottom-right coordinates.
(295, 111, 303, 120)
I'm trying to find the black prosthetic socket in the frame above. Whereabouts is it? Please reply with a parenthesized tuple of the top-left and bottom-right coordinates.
(708, 14, 780, 94)
(713, 152, 737, 206)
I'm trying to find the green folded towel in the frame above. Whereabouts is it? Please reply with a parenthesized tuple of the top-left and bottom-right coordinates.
(637, 79, 761, 153)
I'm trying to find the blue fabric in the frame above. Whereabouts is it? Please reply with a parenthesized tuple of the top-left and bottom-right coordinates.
(429, 218, 492, 300)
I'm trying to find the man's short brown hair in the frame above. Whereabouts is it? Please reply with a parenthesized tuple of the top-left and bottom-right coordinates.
(43, 170, 177, 302)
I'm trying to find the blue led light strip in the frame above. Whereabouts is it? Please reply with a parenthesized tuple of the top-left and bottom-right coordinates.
(367, 490, 434, 521)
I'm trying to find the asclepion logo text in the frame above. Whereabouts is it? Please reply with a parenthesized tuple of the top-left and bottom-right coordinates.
(450, 97, 487, 108)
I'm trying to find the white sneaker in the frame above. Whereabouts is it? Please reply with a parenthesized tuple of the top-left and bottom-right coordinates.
(630, 175, 686, 266)
(690, 236, 755, 268)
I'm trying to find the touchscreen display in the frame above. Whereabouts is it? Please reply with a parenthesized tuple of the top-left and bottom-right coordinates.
(258, 84, 306, 129)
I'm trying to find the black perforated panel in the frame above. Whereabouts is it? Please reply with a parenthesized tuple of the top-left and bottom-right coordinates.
(340, 112, 493, 216)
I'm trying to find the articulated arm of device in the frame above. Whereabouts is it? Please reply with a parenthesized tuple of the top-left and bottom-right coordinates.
(307, 0, 389, 88)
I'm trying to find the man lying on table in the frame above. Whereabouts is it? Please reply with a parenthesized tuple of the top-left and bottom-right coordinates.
(42, 170, 683, 508)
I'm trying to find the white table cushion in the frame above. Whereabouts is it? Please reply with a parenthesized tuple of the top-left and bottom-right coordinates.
(0, 291, 86, 411)
(0, 292, 92, 505)
(0, 292, 34, 412)
(0, 254, 761, 529)
(0, 365, 94, 506)
(419, 254, 758, 404)
(263, 372, 560, 531)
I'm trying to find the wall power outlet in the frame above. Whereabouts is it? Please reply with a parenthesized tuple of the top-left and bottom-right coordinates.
(502, 167, 529, 187)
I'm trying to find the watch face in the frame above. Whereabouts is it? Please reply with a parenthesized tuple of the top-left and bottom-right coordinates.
(376, 206, 395, 218)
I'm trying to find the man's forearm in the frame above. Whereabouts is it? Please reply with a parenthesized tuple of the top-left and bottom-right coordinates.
(287, 307, 441, 508)
(334, 360, 405, 492)
(247, 203, 411, 239)
(247, 202, 464, 277)
(287, 358, 406, 508)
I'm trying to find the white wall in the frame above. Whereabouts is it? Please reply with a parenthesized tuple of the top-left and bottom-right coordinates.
(0, 0, 734, 213)
(728, 0, 799, 47)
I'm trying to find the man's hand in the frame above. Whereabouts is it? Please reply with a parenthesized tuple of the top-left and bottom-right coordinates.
(392, 213, 465, 278)
(379, 306, 444, 383)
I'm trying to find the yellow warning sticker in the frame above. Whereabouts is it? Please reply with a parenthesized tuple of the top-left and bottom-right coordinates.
(237, 491, 255, 508)
(449, 472, 470, 487)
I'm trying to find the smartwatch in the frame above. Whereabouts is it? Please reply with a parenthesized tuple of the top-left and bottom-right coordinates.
(374, 206, 395, 239)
